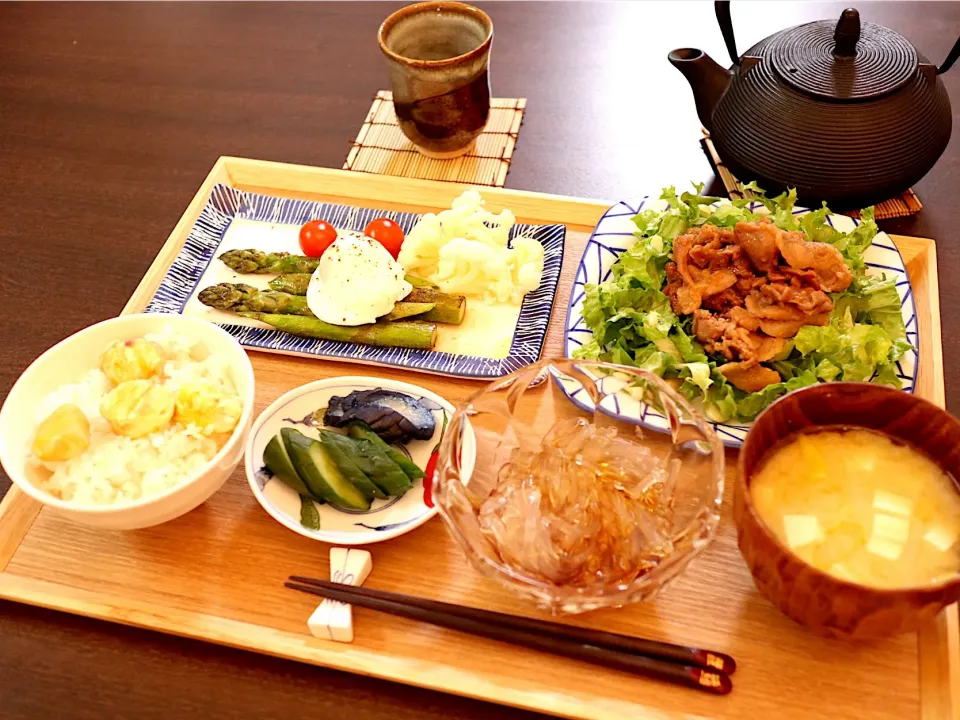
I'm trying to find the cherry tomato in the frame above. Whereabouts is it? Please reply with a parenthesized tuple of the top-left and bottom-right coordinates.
(299, 219, 338, 257)
(364, 218, 405, 259)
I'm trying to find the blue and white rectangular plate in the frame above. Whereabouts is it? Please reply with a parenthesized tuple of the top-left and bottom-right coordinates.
(145, 185, 565, 379)
(563, 196, 920, 448)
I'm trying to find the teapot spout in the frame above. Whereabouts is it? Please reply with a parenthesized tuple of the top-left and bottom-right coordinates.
(668, 49, 732, 133)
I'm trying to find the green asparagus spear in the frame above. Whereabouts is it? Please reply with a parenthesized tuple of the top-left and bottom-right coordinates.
(382, 302, 437, 322)
(266, 274, 465, 325)
(237, 312, 438, 349)
(219, 249, 319, 274)
(201, 283, 439, 324)
(198, 283, 312, 315)
(269, 272, 439, 297)
(405, 287, 466, 325)
(218, 249, 464, 325)
(268, 273, 312, 295)
(221, 247, 437, 288)
(405, 274, 438, 289)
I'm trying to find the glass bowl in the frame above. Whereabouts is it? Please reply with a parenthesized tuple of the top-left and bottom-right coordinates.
(435, 358, 725, 614)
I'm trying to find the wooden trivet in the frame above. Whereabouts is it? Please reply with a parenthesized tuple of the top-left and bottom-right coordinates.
(344, 90, 525, 187)
(701, 128, 922, 219)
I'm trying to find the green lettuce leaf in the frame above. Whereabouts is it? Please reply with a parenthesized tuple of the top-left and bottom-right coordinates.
(574, 182, 901, 421)
(814, 358, 841, 382)
(702, 372, 738, 423)
(703, 203, 758, 228)
(833, 274, 907, 341)
(890, 338, 913, 363)
(660, 184, 720, 225)
(771, 353, 814, 380)
(571, 337, 602, 360)
(604, 307, 675, 343)
(635, 348, 679, 375)
(794, 310, 899, 385)
(807, 206, 877, 271)
(633, 209, 689, 244)
(670, 326, 708, 364)
(873, 364, 901, 388)
(631, 208, 662, 237)
(796, 202, 840, 245)
(747, 185, 799, 231)
(658, 216, 688, 242)
(842, 206, 879, 268)
(581, 285, 676, 348)
(611, 235, 670, 289)
(678, 372, 733, 422)
(679, 362, 713, 393)
(734, 370, 818, 419)
(595, 341, 678, 375)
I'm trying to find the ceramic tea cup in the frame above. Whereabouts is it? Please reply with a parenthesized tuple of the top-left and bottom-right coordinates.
(378, 1, 493, 158)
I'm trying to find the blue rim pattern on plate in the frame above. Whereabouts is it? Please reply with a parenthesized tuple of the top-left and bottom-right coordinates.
(562, 197, 920, 448)
(144, 184, 566, 378)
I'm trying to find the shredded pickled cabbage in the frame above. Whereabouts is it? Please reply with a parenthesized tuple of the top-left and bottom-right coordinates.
(398, 190, 544, 304)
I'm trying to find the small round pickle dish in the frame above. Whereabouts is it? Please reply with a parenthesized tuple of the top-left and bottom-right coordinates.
(245, 376, 475, 545)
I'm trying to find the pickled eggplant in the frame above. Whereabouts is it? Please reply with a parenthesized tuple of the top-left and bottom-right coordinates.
(324, 390, 435, 443)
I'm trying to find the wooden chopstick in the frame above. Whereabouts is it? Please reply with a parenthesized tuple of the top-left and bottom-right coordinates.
(289, 576, 735, 674)
(286, 577, 734, 696)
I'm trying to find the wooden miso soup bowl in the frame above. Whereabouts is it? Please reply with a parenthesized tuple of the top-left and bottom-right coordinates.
(735, 383, 960, 640)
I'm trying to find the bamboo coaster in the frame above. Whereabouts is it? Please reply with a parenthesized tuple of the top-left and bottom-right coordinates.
(700, 128, 922, 219)
(344, 90, 526, 187)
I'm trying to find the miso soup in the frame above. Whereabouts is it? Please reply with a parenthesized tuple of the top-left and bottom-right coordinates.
(750, 428, 960, 589)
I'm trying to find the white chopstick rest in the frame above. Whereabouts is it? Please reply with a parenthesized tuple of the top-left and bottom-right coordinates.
(307, 548, 373, 643)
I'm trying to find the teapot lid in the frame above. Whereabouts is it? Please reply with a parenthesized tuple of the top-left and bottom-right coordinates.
(767, 8, 918, 101)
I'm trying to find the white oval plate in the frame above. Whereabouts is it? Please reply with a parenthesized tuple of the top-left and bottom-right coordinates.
(563, 197, 919, 448)
(245, 376, 474, 545)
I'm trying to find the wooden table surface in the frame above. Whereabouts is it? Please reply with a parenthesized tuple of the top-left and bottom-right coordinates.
(0, 2, 958, 718)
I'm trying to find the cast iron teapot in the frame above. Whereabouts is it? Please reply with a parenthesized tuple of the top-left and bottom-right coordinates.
(670, 2, 960, 209)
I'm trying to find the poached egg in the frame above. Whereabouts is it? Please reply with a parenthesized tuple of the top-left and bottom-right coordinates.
(306, 232, 412, 326)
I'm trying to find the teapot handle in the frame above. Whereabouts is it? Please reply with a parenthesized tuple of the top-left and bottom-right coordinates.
(715, 1, 740, 66)
(937, 36, 960, 74)
(715, 2, 957, 75)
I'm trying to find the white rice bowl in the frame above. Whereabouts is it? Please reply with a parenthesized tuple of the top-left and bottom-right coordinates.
(0, 313, 255, 530)
(33, 326, 241, 505)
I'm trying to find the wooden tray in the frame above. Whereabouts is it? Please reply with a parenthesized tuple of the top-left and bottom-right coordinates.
(0, 157, 956, 720)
